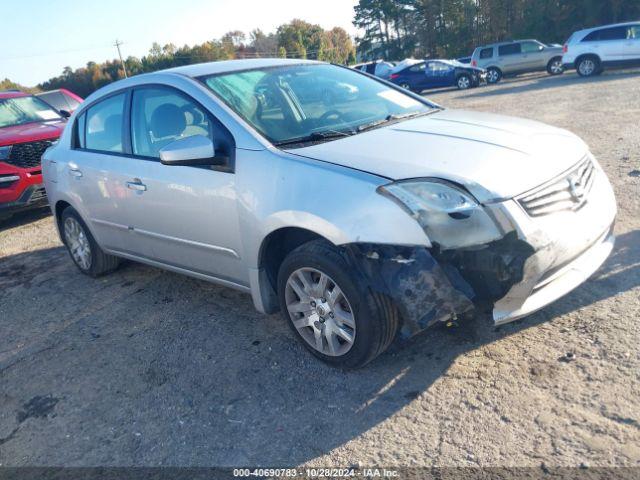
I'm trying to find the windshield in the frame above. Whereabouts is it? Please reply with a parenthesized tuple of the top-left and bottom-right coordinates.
(0, 96, 62, 128)
(202, 64, 435, 147)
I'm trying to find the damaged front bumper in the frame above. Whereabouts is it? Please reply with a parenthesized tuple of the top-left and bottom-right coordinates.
(342, 164, 617, 337)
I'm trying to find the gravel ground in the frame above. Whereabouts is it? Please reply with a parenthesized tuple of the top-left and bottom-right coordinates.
(0, 70, 639, 469)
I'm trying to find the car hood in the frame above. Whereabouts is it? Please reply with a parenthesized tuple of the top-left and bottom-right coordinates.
(0, 121, 66, 147)
(286, 109, 588, 202)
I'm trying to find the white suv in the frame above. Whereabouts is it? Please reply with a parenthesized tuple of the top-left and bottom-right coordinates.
(563, 21, 640, 76)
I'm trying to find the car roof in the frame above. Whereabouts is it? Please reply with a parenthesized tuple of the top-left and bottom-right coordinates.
(163, 58, 324, 78)
(572, 20, 640, 37)
(476, 39, 541, 49)
(0, 90, 30, 100)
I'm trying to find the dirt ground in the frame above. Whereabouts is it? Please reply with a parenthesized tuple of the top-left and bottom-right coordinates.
(0, 70, 639, 469)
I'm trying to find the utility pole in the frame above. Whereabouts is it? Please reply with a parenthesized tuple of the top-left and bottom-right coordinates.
(114, 40, 128, 78)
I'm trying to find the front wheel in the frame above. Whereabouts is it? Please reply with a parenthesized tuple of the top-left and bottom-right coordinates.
(547, 57, 564, 75)
(277, 240, 399, 369)
(456, 74, 472, 90)
(61, 207, 120, 277)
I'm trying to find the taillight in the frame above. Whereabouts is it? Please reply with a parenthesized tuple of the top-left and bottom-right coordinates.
(390, 74, 400, 80)
(563, 44, 568, 53)
(471, 60, 477, 67)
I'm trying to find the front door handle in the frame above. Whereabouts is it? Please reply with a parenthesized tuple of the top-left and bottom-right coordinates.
(69, 169, 83, 178)
(126, 179, 147, 192)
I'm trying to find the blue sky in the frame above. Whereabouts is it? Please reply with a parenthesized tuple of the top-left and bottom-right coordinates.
(1, 0, 359, 87)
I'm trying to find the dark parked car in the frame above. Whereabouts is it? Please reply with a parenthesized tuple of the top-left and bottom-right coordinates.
(389, 59, 486, 92)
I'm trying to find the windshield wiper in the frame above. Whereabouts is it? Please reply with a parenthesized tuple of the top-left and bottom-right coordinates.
(356, 110, 440, 133)
(274, 128, 355, 148)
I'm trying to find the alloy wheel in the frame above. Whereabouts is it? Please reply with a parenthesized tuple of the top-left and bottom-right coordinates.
(579, 59, 595, 76)
(285, 267, 356, 357)
(550, 60, 564, 74)
(64, 217, 92, 270)
(457, 76, 471, 89)
(487, 69, 500, 83)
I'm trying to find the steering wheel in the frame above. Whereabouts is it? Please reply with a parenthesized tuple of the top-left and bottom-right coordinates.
(319, 110, 348, 124)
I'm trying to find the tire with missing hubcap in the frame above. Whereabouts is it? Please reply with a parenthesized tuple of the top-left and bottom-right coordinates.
(277, 239, 399, 369)
(61, 207, 120, 277)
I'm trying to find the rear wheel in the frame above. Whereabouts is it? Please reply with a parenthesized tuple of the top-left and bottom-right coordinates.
(546, 57, 564, 75)
(61, 207, 120, 277)
(456, 74, 472, 90)
(277, 240, 399, 369)
(486, 67, 502, 84)
(576, 56, 601, 77)
(399, 82, 412, 91)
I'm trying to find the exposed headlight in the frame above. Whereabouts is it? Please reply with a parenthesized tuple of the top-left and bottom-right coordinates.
(378, 179, 503, 249)
(0, 146, 12, 161)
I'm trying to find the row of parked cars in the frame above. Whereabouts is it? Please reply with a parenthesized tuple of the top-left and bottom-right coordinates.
(355, 20, 640, 92)
(0, 89, 82, 221)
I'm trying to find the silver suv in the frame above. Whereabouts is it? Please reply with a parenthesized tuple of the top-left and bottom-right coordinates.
(471, 40, 564, 83)
(562, 22, 640, 77)
(43, 59, 617, 368)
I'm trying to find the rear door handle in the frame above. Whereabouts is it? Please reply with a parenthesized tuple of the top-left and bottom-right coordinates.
(69, 169, 83, 178)
(126, 179, 147, 192)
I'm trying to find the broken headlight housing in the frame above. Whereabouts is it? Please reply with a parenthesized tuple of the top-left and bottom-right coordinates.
(378, 179, 503, 250)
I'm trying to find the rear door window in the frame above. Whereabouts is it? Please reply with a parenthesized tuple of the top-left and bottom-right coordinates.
(409, 63, 426, 72)
(628, 25, 640, 39)
(480, 48, 494, 59)
(498, 43, 522, 56)
(83, 93, 126, 153)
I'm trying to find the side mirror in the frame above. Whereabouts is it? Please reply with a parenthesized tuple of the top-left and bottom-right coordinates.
(59, 109, 71, 118)
(159, 135, 227, 167)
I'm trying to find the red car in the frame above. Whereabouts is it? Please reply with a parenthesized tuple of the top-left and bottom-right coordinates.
(35, 88, 83, 115)
(0, 91, 68, 221)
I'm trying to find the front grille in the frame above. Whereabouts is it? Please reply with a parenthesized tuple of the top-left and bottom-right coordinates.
(5, 139, 54, 169)
(28, 186, 47, 204)
(518, 156, 596, 217)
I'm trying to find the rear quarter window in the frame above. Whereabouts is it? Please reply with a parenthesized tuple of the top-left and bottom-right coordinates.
(83, 93, 126, 153)
(480, 48, 494, 59)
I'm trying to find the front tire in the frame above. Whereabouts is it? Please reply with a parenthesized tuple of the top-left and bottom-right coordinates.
(456, 74, 472, 90)
(546, 57, 564, 75)
(61, 207, 120, 277)
(486, 67, 502, 84)
(277, 240, 399, 369)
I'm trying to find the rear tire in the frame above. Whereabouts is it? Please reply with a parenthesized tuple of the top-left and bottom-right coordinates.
(277, 239, 399, 369)
(576, 55, 601, 77)
(61, 207, 120, 278)
(486, 67, 502, 84)
(546, 57, 564, 75)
